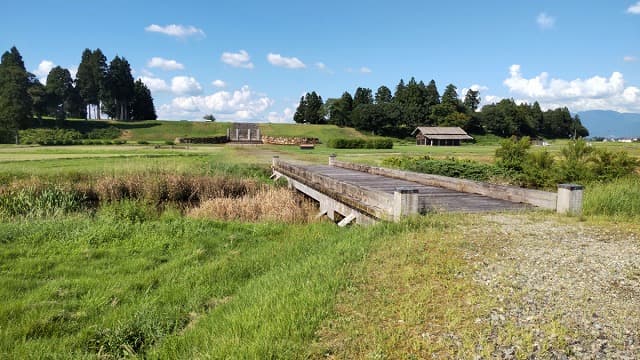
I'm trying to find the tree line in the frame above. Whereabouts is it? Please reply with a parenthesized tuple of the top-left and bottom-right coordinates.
(294, 78, 588, 139)
(0, 46, 157, 138)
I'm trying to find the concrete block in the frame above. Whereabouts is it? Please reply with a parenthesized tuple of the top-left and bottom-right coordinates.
(557, 184, 584, 215)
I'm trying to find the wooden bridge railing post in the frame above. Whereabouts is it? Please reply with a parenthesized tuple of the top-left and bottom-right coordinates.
(393, 188, 419, 221)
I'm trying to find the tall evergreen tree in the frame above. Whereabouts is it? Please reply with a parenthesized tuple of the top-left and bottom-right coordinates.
(0, 46, 32, 139)
(441, 84, 460, 106)
(375, 85, 392, 103)
(103, 56, 135, 120)
(130, 79, 157, 120)
(76, 49, 106, 119)
(304, 91, 324, 124)
(27, 73, 47, 120)
(463, 89, 481, 112)
(352, 87, 373, 109)
(45, 66, 74, 123)
(327, 91, 353, 127)
(424, 79, 440, 107)
(293, 96, 306, 123)
(92, 49, 107, 119)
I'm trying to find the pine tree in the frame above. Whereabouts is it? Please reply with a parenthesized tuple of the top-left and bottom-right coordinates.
(76, 49, 106, 119)
(293, 96, 306, 123)
(304, 91, 324, 124)
(375, 86, 392, 103)
(463, 89, 481, 112)
(352, 87, 373, 108)
(0, 46, 32, 139)
(130, 79, 157, 120)
(425, 80, 440, 107)
(103, 56, 135, 120)
(46, 66, 74, 123)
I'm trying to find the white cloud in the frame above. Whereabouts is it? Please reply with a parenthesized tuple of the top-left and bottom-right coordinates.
(148, 57, 184, 71)
(503, 64, 640, 112)
(360, 67, 372, 73)
(157, 85, 274, 121)
(141, 69, 155, 77)
(145, 24, 205, 38)
(536, 12, 555, 29)
(624, 55, 637, 62)
(139, 76, 170, 92)
(212, 79, 226, 88)
(267, 53, 306, 69)
(460, 84, 489, 98)
(315, 62, 326, 70)
(32, 60, 55, 84)
(171, 76, 203, 95)
(267, 107, 294, 123)
(627, 1, 640, 14)
(221, 50, 254, 69)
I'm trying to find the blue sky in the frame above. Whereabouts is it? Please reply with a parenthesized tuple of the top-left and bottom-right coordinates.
(1, 0, 639, 121)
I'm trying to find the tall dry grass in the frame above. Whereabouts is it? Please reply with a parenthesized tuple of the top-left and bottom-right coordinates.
(188, 187, 316, 223)
(92, 174, 260, 204)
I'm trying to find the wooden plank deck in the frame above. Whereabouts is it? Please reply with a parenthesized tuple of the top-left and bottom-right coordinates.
(297, 164, 530, 213)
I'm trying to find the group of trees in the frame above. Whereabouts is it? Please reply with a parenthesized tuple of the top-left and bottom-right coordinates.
(294, 77, 588, 139)
(0, 46, 157, 139)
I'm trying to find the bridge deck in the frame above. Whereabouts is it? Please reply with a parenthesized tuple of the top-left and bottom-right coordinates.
(298, 164, 530, 213)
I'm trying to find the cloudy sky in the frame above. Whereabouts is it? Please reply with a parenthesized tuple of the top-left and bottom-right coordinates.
(2, 0, 639, 121)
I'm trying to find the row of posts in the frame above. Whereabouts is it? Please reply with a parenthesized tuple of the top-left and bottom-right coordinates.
(226, 128, 260, 141)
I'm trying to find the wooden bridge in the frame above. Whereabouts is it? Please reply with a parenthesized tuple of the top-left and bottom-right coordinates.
(272, 156, 583, 226)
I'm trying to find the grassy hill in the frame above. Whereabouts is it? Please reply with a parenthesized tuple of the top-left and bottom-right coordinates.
(24, 119, 378, 143)
(259, 123, 372, 142)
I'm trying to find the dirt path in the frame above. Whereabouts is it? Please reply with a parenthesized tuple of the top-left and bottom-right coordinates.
(474, 214, 640, 359)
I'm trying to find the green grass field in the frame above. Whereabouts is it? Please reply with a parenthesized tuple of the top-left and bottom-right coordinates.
(1, 123, 639, 358)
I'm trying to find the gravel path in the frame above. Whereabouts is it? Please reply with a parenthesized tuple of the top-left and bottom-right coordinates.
(473, 214, 640, 359)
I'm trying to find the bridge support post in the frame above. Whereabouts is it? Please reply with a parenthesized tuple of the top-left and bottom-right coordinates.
(556, 184, 583, 215)
(329, 154, 337, 166)
(393, 188, 419, 221)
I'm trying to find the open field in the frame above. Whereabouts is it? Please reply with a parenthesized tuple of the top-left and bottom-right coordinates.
(1, 134, 639, 358)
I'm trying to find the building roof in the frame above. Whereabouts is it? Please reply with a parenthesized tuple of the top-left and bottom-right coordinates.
(411, 126, 473, 140)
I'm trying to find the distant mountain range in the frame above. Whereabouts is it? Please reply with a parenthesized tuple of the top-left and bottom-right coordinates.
(578, 110, 640, 138)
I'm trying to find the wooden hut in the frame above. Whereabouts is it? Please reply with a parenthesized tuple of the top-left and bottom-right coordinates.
(411, 127, 473, 146)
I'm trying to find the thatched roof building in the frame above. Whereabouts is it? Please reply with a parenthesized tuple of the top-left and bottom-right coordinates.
(411, 127, 473, 146)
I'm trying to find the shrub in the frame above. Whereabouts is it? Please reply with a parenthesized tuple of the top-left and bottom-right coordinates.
(86, 126, 121, 140)
(137, 140, 149, 145)
(19, 129, 83, 145)
(382, 155, 505, 182)
(327, 138, 393, 149)
(495, 136, 531, 172)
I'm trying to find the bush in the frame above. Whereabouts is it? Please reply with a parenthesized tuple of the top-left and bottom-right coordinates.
(495, 136, 531, 172)
(327, 138, 393, 149)
(86, 127, 121, 140)
(382, 155, 506, 182)
(137, 140, 149, 145)
(19, 129, 83, 145)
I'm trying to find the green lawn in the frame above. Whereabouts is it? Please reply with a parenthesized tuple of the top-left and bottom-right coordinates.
(0, 214, 386, 358)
